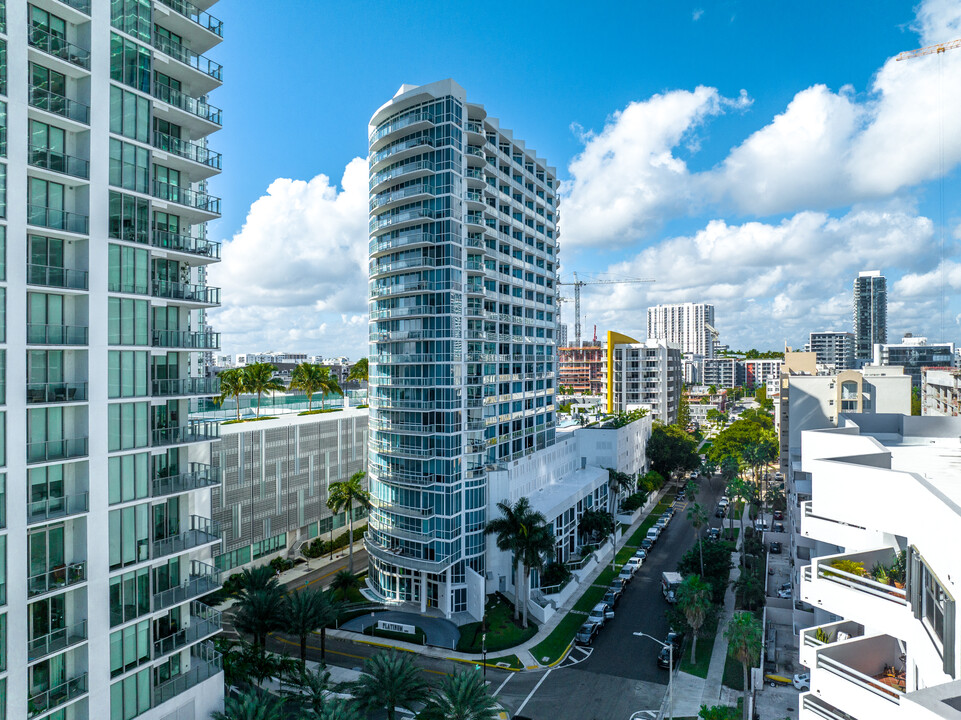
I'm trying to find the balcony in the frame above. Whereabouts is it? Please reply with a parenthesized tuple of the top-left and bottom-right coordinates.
(27, 671, 88, 718)
(152, 180, 221, 215)
(369, 160, 434, 192)
(152, 515, 220, 558)
(53, 0, 91, 14)
(152, 376, 219, 397)
(153, 131, 222, 171)
(153, 561, 221, 611)
(369, 231, 433, 256)
(153, 602, 221, 658)
(369, 207, 433, 232)
(152, 642, 221, 706)
(28, 86, 90, 124)
(369, 111, 434, 146)
(27, 491, 89, 525)
(26, 263, 88, 291)
(26, 382, 88, 404)
(152, 420, 221, 447)
(156, 0, 223, 38)
(366, 533, 459, 573)
(151, 34, 222, 84)
(370, 137, 434, 168)
(27, 561, 86, 597)
(800, 620, 865, 669)
(801, 501, 877, 549)
(28, 27, 91, 70)
(151, 229, 221, 260)
(800, 695, 857, 720)
(27, 437, 88, 464)
(27, 324, 88, 346)
(27, 204, 88, 234)
(152, 463, 221, 497)
(27, 619, 87, 662)
(28, 145, 89, 179)
(152, 82, 222, 126)
(152, 329, 220, 349)
(151, 279, 221, 305)
(805, 548, 910, 628)
(814, 634, 906, 717)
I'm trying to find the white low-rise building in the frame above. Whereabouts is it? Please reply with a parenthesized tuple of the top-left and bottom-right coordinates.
(796, 414, 961, 720)
(923, 368, 961, 417)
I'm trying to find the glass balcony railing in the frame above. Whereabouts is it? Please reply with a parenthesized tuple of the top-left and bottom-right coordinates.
(151, 329, 220, 349)
(152, 180, 221, 214)
(26, 263, 88, 290)
(151, 83, 221, 125)
(28, 145, 89, 179)
(152, 642, 221, 706)
(151, 34, 222, 81)
(151, 279, 221, 305)
(151, 229, 221, 258)
(151, 420, 220, 447)
(53, 0, 91, 14)
(27, 561, 86, 597)
(152, 515, 220, 558)
(28, 27, 91, 69)
(27, 619, 87, 662)
(27, 491, 89, 524)
(152, 463, 221, 497)
(151, 377, 220, 397)
(370, 137, 434, 166)
(26, 382, 88, 404)
(27, 437, 88, 463)
(27, 204, 89, 234)
(27, 671, 88, 717)
(153, 561, 220, 611)
(156, 0, 223, 37)
(26, 324, 88, 345)
(153, 131, 222, 170)
(153, 602, 221, 658)
(369, 160, 433, 190)
(369, 111, 433, 144)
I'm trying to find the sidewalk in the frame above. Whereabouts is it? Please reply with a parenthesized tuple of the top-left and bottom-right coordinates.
(323, 485, 676, 670)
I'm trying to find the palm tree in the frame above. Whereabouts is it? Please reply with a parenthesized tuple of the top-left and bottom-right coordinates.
(234, 585, 288, 649)
(282, 664, 331, 717)
(419, 670, 501, 720)
(677, 575, 712, 664)
(605, 468, 634, 513)
(215, 368, 246, 421)
(319, 699, 365, 720)
(725, 611, 763, 720)
(314, 591, 343, 661)
(326, 470, 370, 573)
(484, 497, 530, 622)
(687, 502, 708, 577)
(285, 588, 325, 667)
(238, 565, 281, 593)
(346, 358, 368, 383)
(347, 651, 429, 720)
(329, 569, 359, 601)
(242, 362, 286, 417)
(289, 363, 324, 412)
(211, 688, 287, 720)
(316, 365, 343, 407)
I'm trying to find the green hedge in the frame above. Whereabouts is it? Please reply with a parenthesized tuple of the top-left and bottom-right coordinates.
(303, 524, 367, 558)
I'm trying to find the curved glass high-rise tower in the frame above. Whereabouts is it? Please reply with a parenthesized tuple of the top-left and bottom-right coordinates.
(366, 80, 559, 616)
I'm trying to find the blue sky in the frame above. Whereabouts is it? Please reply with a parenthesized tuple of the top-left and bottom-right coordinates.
(207, 0, 961, 359)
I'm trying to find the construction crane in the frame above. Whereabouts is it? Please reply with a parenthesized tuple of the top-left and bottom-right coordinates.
(557, 272, 654, 347)
(896, 36, 960, 341)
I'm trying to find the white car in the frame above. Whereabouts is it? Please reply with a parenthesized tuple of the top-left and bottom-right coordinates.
(777, 587, 793, 599)
(793, 673, 810, 691)
(618, 566, 635, 583)
(625, 556, 643, 570)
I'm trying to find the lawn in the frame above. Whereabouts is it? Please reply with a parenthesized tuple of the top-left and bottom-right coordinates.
(722, 652, 745, 690)
(456, 593, 538, 653)
(721, 527, 740, 543)
(679, 625, 718, 679)
(529, 611, 585, 665)
(487, 654, 523, 669)
(700, 440, 713, 454)
(572, 582, 609, 613)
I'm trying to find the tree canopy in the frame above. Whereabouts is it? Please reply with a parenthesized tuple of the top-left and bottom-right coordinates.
(646, 424, 700, 478)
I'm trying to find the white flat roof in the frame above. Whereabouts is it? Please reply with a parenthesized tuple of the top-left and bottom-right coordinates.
(874, 435, 961, 506)
(218, 406, 369, 435)
(526, 466, 608, 519)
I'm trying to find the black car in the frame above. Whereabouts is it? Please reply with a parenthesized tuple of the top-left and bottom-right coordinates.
(773, 522, 785, 533)
(608, 581, 625, 598)
(575, 622, 599, 646)
(706, 527, 721, 541)
(770, 541, 782, 554)
(640, 537, 654, 551)
(603, 590, 620, 608)
(715, 506, 726, 518)
(666, 631, 685, 652)
(657, 645, 678, 668)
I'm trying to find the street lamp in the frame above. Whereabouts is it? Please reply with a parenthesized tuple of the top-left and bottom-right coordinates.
(634, 631, 674, 720)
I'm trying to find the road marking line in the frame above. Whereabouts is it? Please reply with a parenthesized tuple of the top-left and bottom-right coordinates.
(514, 667, 552, 717)
(492, 672, 514, 697)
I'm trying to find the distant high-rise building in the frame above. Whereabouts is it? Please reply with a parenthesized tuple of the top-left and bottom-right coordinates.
(808, 331, 855, 371)
(647, 303, 716, 358)
(559, 345, 605, 395)
(367, 80, 559, 617)
(606, 332, 682, 424)
(873, 334, 957, 387)
(854, 271, 887, 360)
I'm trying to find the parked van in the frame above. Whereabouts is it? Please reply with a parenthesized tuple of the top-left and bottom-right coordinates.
(588, 602, 609, 626)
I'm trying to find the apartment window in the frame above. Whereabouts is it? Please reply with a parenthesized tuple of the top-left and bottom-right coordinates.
(109, 619, 149, 677)
(110, 667, 150, 720)
(0, 101, 5, 157)
(110, 0, 151, 43)
(109, 86, 150, 143)
(28, 524, 64, 580)
(108, 452, 149, 504)
(0, 39, 6, 96)
(214, 546, 251, 572)
(108, 401, 148, 450)
(109, 139, 149, 193)
(108, 244, 149, 294)
(0, 535, 5, 605)
(107, 297, 148, 345)
(108, 503, 149, 569)
(109, 191, 149, 244)
(108, 350, 148, 398)
(27, 464, 64, 517)
(28, 177, 63, 223)
(252, 532, 285, 559)
(0, 613, 4, 672)
(153, 164, 179, 192)
(109, 33, 150, 93)
(109, 568, 149, 626)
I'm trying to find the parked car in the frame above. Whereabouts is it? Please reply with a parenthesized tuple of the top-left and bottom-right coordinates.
(773, 522, 786, 533)
(779, 582, 792, 593)
(575, 622, 599, 646)
(773, 510, 784, 521)
(689, 471, 698, 479)
(625, 556, 643, 570)
(715, 506, 727, 519)
(666, 631, 685, 651)
(657, 645, 678, 668)
(777, 587, 793, 599)
(754, 520, 769, 532)
(706, 527, 721, 541)
(655, 518, 668, 532)
(640, 537, 654, 551)
(603, 603, 615, 620)
(676, 488, 686, 500)
(608, 582, 624, 599)
(603, 590, 620, 608)
(618, 566, 635, 584)
(634, 549, 648, 561)
(770, 541, 782, 554)
(793, 673, 810, 691)
(588, 602, 609, 626)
